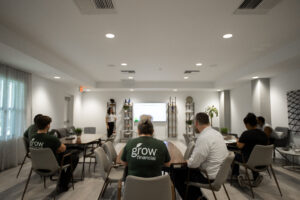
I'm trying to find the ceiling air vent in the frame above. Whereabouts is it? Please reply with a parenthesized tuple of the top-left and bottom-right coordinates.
(94, 0, 114, 9)
(74, 0, 117, 14)
(234, 0, 281, 15)
(239, 0, 263, 9)
(184, 70, 200, 74)
(121, 70, 135, 74)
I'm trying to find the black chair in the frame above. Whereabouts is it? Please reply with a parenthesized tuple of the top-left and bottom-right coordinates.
(17, 137, 31, 178)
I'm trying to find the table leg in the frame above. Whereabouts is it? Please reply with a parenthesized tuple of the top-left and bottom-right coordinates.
(81, 145, 87, 180)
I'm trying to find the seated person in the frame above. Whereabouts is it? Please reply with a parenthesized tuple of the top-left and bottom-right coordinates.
(257, 116, 277, 144)
(30, 115, 79, 195)
(23, 114, 42, 141)
(232, 113, 268, 186)
(121, 115, 171, 178)
(173, 112, 228, 200)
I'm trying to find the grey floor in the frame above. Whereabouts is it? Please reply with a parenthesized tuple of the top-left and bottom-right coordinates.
(0, 140, 299, 200)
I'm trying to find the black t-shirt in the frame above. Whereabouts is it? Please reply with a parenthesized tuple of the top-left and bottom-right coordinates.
(30, 133, 62, 161)
(239, 129, 268, 161)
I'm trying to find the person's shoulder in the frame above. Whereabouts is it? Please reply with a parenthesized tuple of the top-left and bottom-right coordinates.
(44, 134, 60, 142)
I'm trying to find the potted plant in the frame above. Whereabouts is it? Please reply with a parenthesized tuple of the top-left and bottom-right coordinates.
(123, 105, 129, 111)
(220, 127, 228, 135)
(205, 105, 218, 127)
(75, 128, 82, 136)
(186, 120, 193, 126)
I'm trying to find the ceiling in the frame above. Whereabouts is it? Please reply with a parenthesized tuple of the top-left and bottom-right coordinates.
(0, 0, 299, 90)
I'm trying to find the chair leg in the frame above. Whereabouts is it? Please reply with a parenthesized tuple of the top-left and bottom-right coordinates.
(270, 165, 282, 197)
(223, 184, 230, 200)
(21, 168, 33, 200)
(208, 179, 217, 200)
(99, 179, 109, 199)
(43, 177, 47, 188)
(244, 167, 254, 198)
(184, 184, 190, 200)
(17, 155, 27, 178)
(94, 157, 97, 172)
(266, 168, 272, 179)
(211, 190, 217, 200)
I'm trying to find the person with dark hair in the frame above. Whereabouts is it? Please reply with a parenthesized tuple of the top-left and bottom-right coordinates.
(257, 116, 277, 144)
(23, 114, 43, 140)
(173, 112, 228, 200)
(30, 115, 79, 195)
(232, 113, 268, 187)
(106, 107, 117, 138)
(121, 115, 171, 177)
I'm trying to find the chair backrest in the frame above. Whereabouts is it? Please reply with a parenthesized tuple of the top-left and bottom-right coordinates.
(57, 128, 68, 138)
(94, 147, 112, 178)
(247, 145, 274, 169)
(274, 127, 290, 147)
(102, 141, 117, 163)
(30, 148, 59, 176)
(184, 141, 195, 160)
(211, 152, 234, 190)
(23, 137, 30, 155)
(84, 127, 96, 134)
(123, 175, 173, 200)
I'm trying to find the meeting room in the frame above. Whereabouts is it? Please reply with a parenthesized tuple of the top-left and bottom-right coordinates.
(0, 0, 300, 200)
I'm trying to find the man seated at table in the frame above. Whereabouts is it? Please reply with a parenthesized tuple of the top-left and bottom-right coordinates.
(173, 112, 228, 200)
(23, 114, 43, 141)
(232, 113, 268, 187)
(121, 115, 171, 177)
(257, 116, 277, 144)
(30, 115, 79, 195)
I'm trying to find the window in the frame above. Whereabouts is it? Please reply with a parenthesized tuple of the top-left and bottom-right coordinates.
(0, 75, 26, 140)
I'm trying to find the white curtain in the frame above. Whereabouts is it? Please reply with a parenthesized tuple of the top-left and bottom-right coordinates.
(0, 64, 31, 171)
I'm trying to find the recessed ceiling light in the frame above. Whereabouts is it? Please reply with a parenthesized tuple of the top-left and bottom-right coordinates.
(130, 88, 134, 92)
(54, 76, 61, 79)
(105, 33, 115, 39)
(223, 33, 233, 39)
(184, 76, 189, 80)
(121, 63, 127, 66)
(173, 89, 178, 92)
(128, 76, 134, 80)
(196, 63, 203, 66)
(252, 76, 259, 79)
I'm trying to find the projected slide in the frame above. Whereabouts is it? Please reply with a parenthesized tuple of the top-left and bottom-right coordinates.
(133, 103, 166, 122)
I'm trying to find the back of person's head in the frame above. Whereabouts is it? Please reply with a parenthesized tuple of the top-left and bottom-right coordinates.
(243, 113, 257, 127)
(138, 115, 154, 135)
(195, 112, 210, 126)
(107, 107, 113, 114)
(33, 114, 43, 124)
(36, 115, 52, 130)
(257, 116, 265, 125)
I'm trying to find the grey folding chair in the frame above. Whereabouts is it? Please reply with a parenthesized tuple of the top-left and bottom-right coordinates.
(56, 128, 68, 138)
(21, 148, 74, 200)
(17, 137, 31, 178)
(233, 145, 282, 198)
(102, 141, 118, 164)
(94, 147, 124, 200)
(183, 141, 195, 160)
(121, 175, 175, 200)
(185, 152, 234, 200)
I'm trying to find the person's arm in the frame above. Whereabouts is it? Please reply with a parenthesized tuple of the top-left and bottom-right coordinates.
(57, 143, 66, 153)
(264, 127, 273, 138)
(23, 128, 29, 138)
(187, 137, 209, 168)
(236, 142, 245, 149)
(120, 146, 128, 165)
(163, 145, 171, 167)
(237, 132, 248, 149)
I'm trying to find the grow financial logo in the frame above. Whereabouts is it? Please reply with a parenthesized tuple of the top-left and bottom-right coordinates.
(131, 143, 158, 160)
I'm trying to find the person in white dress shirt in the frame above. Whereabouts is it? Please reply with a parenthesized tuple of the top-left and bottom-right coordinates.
(173, 112, 228, 200)
(106, 107, 117, 138)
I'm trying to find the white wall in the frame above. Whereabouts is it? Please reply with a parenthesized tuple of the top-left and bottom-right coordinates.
(31, 75, 81, 129)
(230, 82, 252, 135)
(79, 91, 219, 141)
(270, 67, 300, 145)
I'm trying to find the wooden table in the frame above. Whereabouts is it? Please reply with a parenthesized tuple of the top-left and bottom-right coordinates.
(116, 141, 185, 164)
(61, 133, 105, 180)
